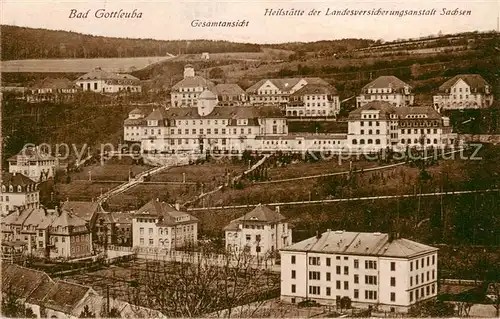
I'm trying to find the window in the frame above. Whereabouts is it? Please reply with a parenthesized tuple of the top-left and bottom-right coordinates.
(246, 235, 251, 241)
(344, 281, 349, 290)
(291, 284, 296, 293)
(391, 292, 396, 302)
(354, 289, 359, 299)
(291, 270, 296, 279)
(410, 291, 414, 302)
(432, 284, 435, 294)
(354, 274, 359, 284)
(410, 277, 413, 286)
(336, 280, 341, 289)
(149, 238, 153, 245)
(432, 255, 435, 265)
(365, 260, 377, 269)
(256, 246, 261, 253)
(416, 275, 419, 285)
(427, 271, 430, 281)
(421, 273, 424, 282)
(326, 257, 331, 266)
(336, 256, 341, 260)
(309, 286, 320, 295)
(432, 270, 435, 280)
(365, 290, 377, 300)
(426, 285, 430, 296)
(62, 237, 65, 242)
(365, 275, 377, 285)
(326, 272, 331, 281)
(336, 266, 341, 274)
(354, 259, 359, 269)
(309, 271, 321, 280)
(390, 277, 396, 286)
(326, 287, 331, 296)
(291, 255, 296, 264)
(140, 227, 144, 235)
(344, 266, 349, 275)
(391, 262, 396, 271)
(410, 261, 413, 271)
(309, 257, 320, 265)
(421, 258, 424, 268)
(416, 260, 419, 270)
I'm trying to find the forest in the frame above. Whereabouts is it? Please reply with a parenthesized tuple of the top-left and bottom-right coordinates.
(0, 25, 262, 60)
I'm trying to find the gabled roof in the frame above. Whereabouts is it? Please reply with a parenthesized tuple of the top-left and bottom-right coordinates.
(32, 77, 80, 90)
(199, 89, 217, 100)
(213, 83, 246, 96)
(171, 76, 214, 90)
(8, 146, 56, 162)
(61, 201, 101, 223)
(134, 199, 198, 226)
(224, 204, 285, 231)
(397, 106, 442, 120)
(1, 171, 36, 188)
(438, 74, 491, 93)
(348, 101, 442, 121)
(291, 83, 338, 96)
(41, 280, 94, 315)
(124, 118, 146, 126)
(76, 68, 139, 81)
(50, 210, 88, 228)
(361, 76, 411, 92)
(144, 107, 169, 121)
(1, 264, 52, 299)
(129, 108, 144, 115)
(246, 78, 302, 93)
(282, 230, 438, 258)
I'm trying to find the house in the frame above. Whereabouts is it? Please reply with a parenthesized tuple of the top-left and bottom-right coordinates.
(224, 204, 292, 256)
(356, 76, 414, 108)
(8, 146, 58, 182)
(132, 199, 198, 250)
(212, 83, 247, 106)
(75, 67, 141, 93)
(60, 200, 103, 237)
(288, 84, 340, 117)
(123, 108, 146, 143)
(201, 52, 210, 60)
(1, 172, 39, 217)
(280, 230, 438, 313)
(433, 74, 494, 111)
(27, 77, 81, 103)
(95, 211, 134, 246)
(2, 264, 166, 318)
(347, 101, 457, 153)
(246, 77, 329, 106)
(170, 65, 215, 107)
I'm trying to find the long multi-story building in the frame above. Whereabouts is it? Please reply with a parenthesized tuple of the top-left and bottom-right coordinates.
(280, 230, 438, 313)
(75, 67, 141, 93)
(356, 76, 414, 108)
(246, 77, 330, 106)
(27, 77, 81, 103)
(8, 146, 58, 182)
(131, 199, 198, 250)
(224, 204, 292, 256)
(288, 84, 340, 117)
(124, 108, 146, 143)
(1, 172, 39, 217)
(433, 74, 494, 111)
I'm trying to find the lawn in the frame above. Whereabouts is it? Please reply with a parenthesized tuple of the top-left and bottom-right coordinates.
(0, 56, 174, 73)
(55, 181, 123, 202)
(71, 159, 151, 182)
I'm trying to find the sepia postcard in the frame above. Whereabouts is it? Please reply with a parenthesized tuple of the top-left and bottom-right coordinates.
(0, 0, 499, 318)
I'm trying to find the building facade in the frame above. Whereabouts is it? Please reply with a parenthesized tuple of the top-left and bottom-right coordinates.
(280, 230, 438, 313)
(246, 77, 329, 106)
(170, 65, 215, 107)
(347, 101, 457, 153)
(433, 74, 494, 112)
(8, 146, 57, 182)
(1, 172, 39, 217)
(224, 205, 292, 256)
(27, 77, 81, 103)
(288, 84, 340, 117)
(356, 76, 414, 108)
(75, 67, 141, 93)
(124, 108, 146, 143)
(131, 199, 198, 250)
(212, 83, 248, 106)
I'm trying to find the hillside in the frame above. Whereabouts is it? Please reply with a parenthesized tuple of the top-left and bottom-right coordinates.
(0, 25, 262, 60)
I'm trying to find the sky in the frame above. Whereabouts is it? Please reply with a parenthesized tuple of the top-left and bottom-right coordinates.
(1, 0, 499, 44)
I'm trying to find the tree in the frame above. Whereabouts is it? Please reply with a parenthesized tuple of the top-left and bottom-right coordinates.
(79, 305, 96, 318)
(209, 67, 225, 80)
(0, 285, 36, 318)
(409, 300, 456, 317)
(126, 245, 279, 317)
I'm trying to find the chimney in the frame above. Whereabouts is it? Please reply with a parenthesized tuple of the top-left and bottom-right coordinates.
(275, 205, 280, 213)
(175, 203, 180, 211)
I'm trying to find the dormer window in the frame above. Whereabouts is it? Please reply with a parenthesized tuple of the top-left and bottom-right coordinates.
(9, 185, 13, 192)
(1, 186, 5, 192)
(17, 186, 22, 192)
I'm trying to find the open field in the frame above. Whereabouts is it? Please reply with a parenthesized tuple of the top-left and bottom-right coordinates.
(70, 158, 151, 182)
(55, 181, 123, 202)
(171, 48, 294, 62)
(0, 56, 174, 73)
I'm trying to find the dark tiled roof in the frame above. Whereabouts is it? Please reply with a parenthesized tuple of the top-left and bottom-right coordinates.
(291, 83, 338, 96)
(50, 210, 88, 228)
(1, 264, 52, 299)
(348, 101, 441, 121)
(32, 77, 80, 90)
(246, 78, 302, 93)
(77, 68, 139, 81)
(129, 108, 144, 115)
(171, 76, 214, 90)
(61, 201, 101, 222)
(41, 280, 93, 315)
(144, 107, 169, 121)
(361, 76, 411, 92)
(438, 74, 491, 93)
(1, 171, 36, 188)
(213, 83, 246, 96)
(224, 204, 285, 231)
(282, 230, 438, 258)
(134, 199, 198, 226)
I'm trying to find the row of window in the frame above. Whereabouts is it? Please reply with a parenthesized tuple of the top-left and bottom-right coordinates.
(401, 138, 440, 145)
(351, 139, 382, 145)
(410, 270, 435, 286)
(359, 129, 381, 135)
(139, 235, 194, 246)
(410, 255, 436, 271)
(410, 283, 436, 302)
(1, 184, 38, 193)
(401, 128, 439, 134)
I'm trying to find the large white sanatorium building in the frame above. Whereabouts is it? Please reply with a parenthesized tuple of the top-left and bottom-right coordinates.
(280, 231, 438, 313)
(356, 76, 415, 108)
